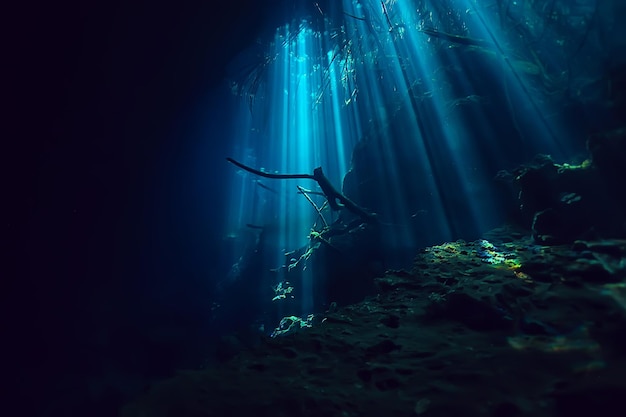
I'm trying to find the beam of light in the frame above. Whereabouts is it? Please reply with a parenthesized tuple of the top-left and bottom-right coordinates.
(226, 20, 362, 315)
(333, 0, 579, 244)
(224, 0, 583, 316)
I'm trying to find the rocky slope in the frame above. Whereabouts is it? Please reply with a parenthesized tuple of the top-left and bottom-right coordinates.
(121, 225, 626, 417)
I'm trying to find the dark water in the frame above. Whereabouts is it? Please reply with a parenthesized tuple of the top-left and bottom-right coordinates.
(8, 0, 624, 415)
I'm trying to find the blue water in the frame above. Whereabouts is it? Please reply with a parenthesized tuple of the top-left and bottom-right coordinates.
(13, 0, 623, 415)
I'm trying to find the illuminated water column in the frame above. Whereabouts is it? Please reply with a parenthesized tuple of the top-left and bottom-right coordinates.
(461, 0, 570, 154)
(391, 0, 490, 234)
(225, 0, 576, 312)
(427, 0, 572, 231)
(338, 0, 573, 238)
(340, 0, 454, 245)
(265, 22, 365, 312)
(226, 20, 362, 314)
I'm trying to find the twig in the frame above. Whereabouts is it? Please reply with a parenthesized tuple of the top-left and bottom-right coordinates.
(297, 185, 328, 228)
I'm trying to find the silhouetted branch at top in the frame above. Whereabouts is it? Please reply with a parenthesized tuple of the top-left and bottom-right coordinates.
(226, 157, 377, 224)
(227, 157, 312, 179)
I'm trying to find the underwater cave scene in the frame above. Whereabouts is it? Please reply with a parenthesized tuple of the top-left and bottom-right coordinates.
(125, 0, 626, 415)
(20, 0, 626, 416)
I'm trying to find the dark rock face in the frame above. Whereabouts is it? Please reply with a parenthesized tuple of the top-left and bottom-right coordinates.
(510, 128, 626, 244)
(310, 222, 385, 307)
(587, 127, 626, 179)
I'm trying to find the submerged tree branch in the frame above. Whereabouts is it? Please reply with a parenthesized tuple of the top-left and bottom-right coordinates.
(226, 157, 312, 179)
(227, 157, 377, 224)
